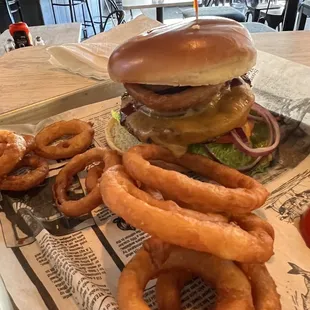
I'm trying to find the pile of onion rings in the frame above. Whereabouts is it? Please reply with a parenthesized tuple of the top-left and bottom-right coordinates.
(118, 238, 281, 310)
(0, 120, 282, 309)
(122, 144, 269, 214)
(101, 165, 274, 262)
(99, 143, 282, 309)
(0, 131, 49, 191)
(53, 147, 121, 217)
(0, 119, 95, 192)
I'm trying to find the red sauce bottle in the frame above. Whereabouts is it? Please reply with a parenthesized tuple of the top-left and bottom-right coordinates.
(9, 22, 33, 49)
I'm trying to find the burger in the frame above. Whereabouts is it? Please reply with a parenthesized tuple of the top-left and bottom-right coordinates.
(105, 17, 280, 173)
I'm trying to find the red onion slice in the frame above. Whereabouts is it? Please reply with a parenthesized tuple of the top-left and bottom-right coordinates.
(231, 103, 280, 157)
(248, 114, 264, 122)
(234, 127, 249, 144)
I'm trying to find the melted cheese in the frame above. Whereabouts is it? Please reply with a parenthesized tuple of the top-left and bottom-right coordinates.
(126, 84, 254, 157)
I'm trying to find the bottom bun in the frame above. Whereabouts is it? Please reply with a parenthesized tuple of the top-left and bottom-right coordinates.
(105, 118, 141, 154)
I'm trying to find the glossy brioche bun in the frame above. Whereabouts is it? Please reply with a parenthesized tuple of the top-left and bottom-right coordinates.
(108, 17, 257, 86)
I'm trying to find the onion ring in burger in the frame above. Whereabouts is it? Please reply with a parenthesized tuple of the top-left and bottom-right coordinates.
(35, 119, 94, 160)
(100, 165, 274, 262)
(53, 147, 121, 217)
(124, 82, 226, 112)
(122, 144, 269, 214)
(0, 155, 49, 191)
(0, 131, 27, 177)
(118, 238, 255, 310)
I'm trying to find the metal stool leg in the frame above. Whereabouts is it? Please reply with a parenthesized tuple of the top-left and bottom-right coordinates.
(68, 0, 75, 22)
(85, 0, 96, 35)
(98, 0, 104, 31)
(81, 3, 88, 37)
(296, 8, 307, 30)
(5, 0, 15, 23)
(50, 0, 58, 23)
(72, 1, 78, 21)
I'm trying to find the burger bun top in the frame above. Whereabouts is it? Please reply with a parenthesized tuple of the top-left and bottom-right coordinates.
(108, 17, 257, 86)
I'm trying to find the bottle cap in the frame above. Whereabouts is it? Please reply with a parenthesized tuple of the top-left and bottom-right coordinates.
(9, 22, 30, 36)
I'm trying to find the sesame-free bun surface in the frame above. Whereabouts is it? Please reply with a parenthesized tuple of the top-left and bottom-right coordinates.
(108, 17, 257, 86)
(105, 118, 141, 154)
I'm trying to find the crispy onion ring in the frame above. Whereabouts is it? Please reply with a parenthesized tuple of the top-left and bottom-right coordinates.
(156, 263, 281, 310)
(0, 155, 49, 191)
(100, 165, 274, 262)
(124, 83, 226, 112)
(85, 163, 105, 193)
(0, 134, 36, 157)
(0, 131, 27, 177)
(122, 145, 269, 214)
(53, 147, 121, 217)
(238, 263, 281, 310)
(23, 134, 36, 154)
(35, 120, 94, 160)
(118, 238, 255, 310)
(156, 270, 193, 310)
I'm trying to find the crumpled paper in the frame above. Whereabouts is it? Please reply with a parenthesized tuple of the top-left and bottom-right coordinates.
(47, 15, 161, 80)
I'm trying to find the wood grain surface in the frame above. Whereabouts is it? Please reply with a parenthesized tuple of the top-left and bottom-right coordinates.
(0, 46, 98, 114)
(0, 30, 309, 115)
(252, 31, 310, 67)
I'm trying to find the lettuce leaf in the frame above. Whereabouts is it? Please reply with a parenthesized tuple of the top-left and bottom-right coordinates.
(111, 110, 121, 123)
(205, 143, 255, 169)
(250, 121, 270, 148)
(189, 121, 272, 172)
(249, 155, 273, 176)
(188, 144, 210, 157)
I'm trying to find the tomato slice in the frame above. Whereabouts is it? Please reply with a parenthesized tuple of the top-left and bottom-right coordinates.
(215, 134, 234, 144)
(300, 207, 310, 248)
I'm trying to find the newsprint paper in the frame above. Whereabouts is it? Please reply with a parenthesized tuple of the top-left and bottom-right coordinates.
(1, 53, 310, 310)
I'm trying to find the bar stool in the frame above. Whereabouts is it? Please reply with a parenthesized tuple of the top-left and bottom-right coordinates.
(245, 0, 281, 22)
(5, 0, 24, 23)
(296, 0, 310, 30)
(258, 7, 285, 30)
(50, 0, 96, 37)
(97, 0, 125, 31)
(182, 6, 246, 22)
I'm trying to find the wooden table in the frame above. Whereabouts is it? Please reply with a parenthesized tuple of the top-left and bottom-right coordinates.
(0, 46, 98, 115)
(252, 31, 310, 66)
(0, 23, 81, 56)
(0, 30, 310, 117)
(122, 0, 194, 22)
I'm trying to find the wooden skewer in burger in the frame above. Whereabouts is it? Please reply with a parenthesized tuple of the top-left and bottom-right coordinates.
(106, 17, 280, 172)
